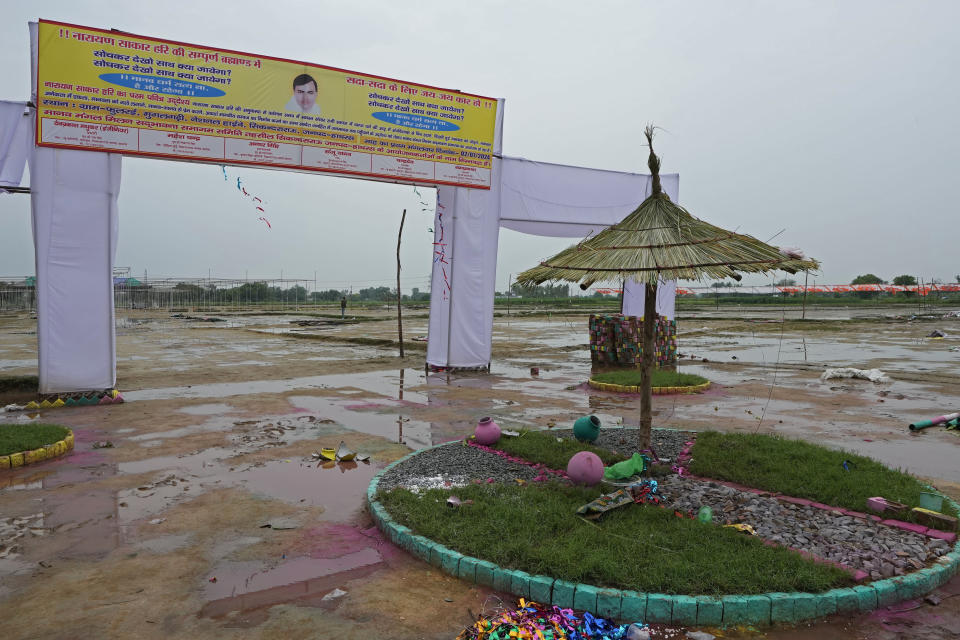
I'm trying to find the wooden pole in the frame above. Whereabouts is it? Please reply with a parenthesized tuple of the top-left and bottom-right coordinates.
(397, 209, 406, 358)
(802, 270, 809, 319)
(639, 281, 657, 451)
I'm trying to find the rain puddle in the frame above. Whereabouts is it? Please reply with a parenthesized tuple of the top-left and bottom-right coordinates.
(178, 403, 237, 416)
(200, 549, 383, 619)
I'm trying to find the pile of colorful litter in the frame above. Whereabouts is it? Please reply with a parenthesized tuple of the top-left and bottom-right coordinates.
(457, 599, 644, 640)
(576, 480, 662, 520)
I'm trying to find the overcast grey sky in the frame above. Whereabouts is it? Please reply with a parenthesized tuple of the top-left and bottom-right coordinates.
(2, 1, 958, 291)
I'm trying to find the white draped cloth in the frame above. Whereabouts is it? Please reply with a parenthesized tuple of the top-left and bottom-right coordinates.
(0, 100, 30, 189)
(427, 155, 679, 368)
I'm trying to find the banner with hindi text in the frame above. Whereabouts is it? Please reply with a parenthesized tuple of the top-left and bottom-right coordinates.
(35, 20, 498, 188)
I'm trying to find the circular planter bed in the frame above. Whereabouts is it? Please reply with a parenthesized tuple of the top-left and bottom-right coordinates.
(369, 430, 960, 628)
(0, 423, 74, 469)
(588, 370, 710, 395)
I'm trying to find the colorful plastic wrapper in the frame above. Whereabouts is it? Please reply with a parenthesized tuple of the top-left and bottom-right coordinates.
(458, 598, 645, 640)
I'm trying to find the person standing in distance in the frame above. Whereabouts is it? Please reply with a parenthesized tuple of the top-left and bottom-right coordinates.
(285, 73, 322, 114)
(340, 295, 347, 319)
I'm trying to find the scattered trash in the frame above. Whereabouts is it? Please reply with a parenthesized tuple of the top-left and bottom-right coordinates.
(909, 412, 959, 431)
(530, 367, 539, 376)
(723, 523, 757, 535)
(314, 448, 336, 461)
(842, 459, 855, 472)
(321, 588, 347, 601)
(866, 497, 908, 513)
(457, 598, 644, 640)
(686, 632, 716, 640)
(260, 518, 299, 530)
(911, 507, 957, 530)
(576, 480, 661, 520)
(627, 624, 652, 640)
(444, 597, 454, 602)
(697, 505, 713, 524)
(501, 430, 521, 437)
(335, 441, 356, 462)
(927, 329, 946, 338)
(2, 403, 25, 412)
(92, 441, 114, 449)
(446, 495, 474, 508)
(148, 518, 166, 525)
(821, 368, 890, 383)
(924, 593, 942, 606)
(603, 452, 647, 481)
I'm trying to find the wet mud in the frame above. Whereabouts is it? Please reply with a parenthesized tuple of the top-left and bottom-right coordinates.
(1, 306, 959, 639)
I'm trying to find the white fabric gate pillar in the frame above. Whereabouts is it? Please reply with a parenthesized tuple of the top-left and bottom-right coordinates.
(426, 160, 503, 368)
(29, 145, 121, 393)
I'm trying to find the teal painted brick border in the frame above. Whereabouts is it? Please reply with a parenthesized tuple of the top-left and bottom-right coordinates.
(574, 584, 599, 613)
(367, 441, 960, 627)
(768, 592, 794, 623)
(853, 585, 878, 612)
(814, 592, 836, 617)
(873, 580, 898, 607)
(552, 580, 576, 609)
(458, 556, 478, 583)
(475, 560, 497, 587)
(671, 595, 697, 625)
(597, 589, 622, 621)
(793, 593, 816, 621)
(621, 591, 647, 623)
(493, 566, 513, 593)
(833, 587, 859, 614)
(695, 596, 722, 626)
(529, 575, 553, 604)
(511, 570, 532, 599)
(645, 593, 672, 623)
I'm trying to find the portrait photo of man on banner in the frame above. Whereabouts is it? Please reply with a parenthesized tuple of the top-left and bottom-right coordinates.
(285, 73, 321, 115)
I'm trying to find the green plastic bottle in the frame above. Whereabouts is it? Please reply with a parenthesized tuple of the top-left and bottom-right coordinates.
(697, 505, 713, 524)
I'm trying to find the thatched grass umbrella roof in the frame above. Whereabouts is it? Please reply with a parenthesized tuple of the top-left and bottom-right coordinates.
(515, 126, 819, 450)
(515, 135, 818, 288)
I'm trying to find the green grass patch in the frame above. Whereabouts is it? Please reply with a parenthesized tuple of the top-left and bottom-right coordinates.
(489, 429, 626, 470)
(689, 432, 958, 517)
(590, 370, 708, 388)
(0, 423, 69, 456)
(0, 375, 38, 394)
(380, 482, 852, 595)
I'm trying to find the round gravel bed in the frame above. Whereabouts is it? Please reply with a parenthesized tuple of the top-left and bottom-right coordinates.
(375, 442, 540, 492)
(658, 475, 951, 578)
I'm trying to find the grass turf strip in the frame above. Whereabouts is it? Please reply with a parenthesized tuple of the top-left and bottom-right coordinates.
(590, 370, 707, 388)
(488, 429, 626, 470)
(0, 423, 70, 456)
(689, 432, 958, 518)
(380, 482, 851, 595)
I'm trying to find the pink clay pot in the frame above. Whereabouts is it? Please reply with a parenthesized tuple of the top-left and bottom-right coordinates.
(474, 417, 501, 445)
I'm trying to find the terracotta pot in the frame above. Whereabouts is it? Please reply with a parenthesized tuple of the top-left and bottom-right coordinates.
(474, 417, 501, 445)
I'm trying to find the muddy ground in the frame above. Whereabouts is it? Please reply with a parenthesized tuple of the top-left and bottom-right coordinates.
(1, 304, 959, 639)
